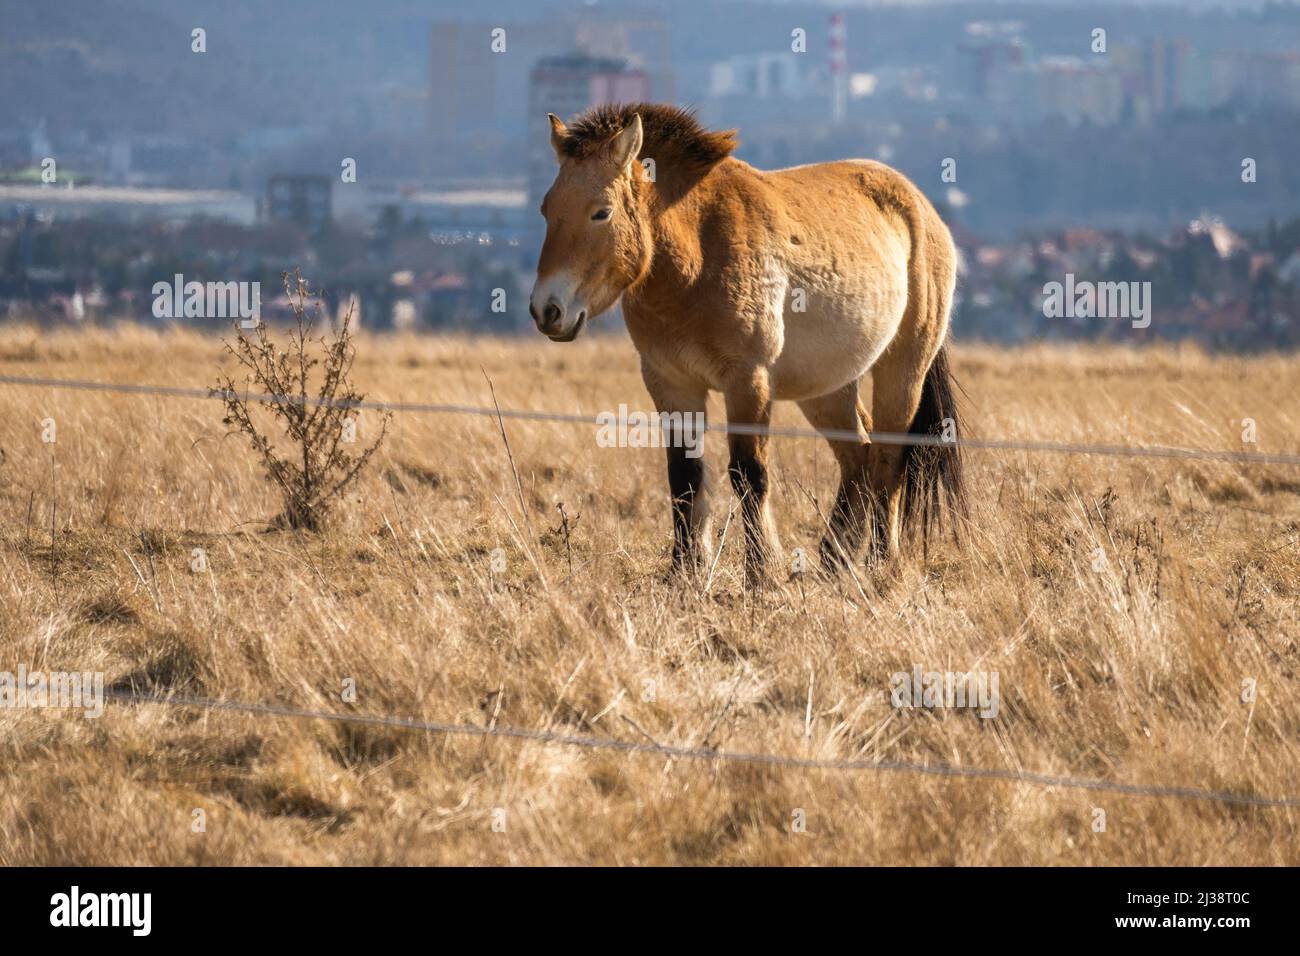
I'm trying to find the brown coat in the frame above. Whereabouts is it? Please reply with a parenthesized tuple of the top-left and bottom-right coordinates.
(532, 104, 964, 582)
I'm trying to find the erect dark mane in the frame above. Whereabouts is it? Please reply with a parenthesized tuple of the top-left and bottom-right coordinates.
(558, 103, 737, 172)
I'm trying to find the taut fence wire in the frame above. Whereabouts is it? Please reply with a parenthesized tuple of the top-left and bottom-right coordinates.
(3, 372, 1299, 466)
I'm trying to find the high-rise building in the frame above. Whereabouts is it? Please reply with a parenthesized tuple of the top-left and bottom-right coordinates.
(266, 175, 332, 234)
(429, 23, 500, 137)
(959, 21, 1028, 101)
(526, 54, 651, 243)
(430, 15, 670, 143)
(709, 53, 804, 100)
(1146, 37, 1191, 113)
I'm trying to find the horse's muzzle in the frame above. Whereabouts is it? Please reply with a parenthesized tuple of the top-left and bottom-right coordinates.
(544, 311, 586, 342)
(529, 272, 588, 341)
(530, 297, 586, 341)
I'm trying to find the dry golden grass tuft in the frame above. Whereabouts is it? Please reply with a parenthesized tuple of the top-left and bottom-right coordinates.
(0, 324, 1297, 865)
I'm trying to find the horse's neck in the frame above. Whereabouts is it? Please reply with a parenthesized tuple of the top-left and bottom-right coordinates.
(636, 171, 723, 301)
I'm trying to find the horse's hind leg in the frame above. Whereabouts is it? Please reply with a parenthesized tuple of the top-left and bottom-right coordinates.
(866, 289, 950, 562)
(724, 367, 781, 585)
(797, 380, 871, 571)
(865, 357, 926, 562)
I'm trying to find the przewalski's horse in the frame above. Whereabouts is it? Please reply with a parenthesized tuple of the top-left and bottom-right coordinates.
(530, 103, 964, 583)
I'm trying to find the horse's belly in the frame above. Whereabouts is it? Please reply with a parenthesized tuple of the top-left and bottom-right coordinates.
(769, 279, 907, 402)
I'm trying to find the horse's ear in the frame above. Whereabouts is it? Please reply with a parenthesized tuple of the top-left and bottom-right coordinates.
(607, 113, 643, 174)
(547, 113, 567, 163)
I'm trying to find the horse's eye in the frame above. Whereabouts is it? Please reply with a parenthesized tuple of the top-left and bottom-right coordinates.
(591, 208, 612, 222)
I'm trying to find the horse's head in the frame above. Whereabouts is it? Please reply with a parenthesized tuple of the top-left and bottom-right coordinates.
(530, 112, 651, 342)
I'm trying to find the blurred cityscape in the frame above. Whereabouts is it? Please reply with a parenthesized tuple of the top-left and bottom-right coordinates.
(2, 0, 1300, 347)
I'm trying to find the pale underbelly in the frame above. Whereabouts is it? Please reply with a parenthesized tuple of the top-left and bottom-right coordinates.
(768, 293, 907, 402)
(626, 264, 909, 401)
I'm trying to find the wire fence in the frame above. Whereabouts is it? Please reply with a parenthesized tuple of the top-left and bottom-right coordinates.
(101, 687, 1300, 810)
(3, 371, 1298, 466)
(5, 367, 1300, 814)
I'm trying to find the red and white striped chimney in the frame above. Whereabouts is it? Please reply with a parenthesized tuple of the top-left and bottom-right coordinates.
(829, 12, 847, 125)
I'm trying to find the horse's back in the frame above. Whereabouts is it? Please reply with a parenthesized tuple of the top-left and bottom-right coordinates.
(763, 157, 953, 270)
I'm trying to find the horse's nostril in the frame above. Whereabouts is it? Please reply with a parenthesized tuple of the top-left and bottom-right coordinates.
(543, 302, 562, 326)
(577, 310, 586, 324)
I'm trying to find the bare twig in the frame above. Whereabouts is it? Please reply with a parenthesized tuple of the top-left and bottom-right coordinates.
(482, 369, 536, 543)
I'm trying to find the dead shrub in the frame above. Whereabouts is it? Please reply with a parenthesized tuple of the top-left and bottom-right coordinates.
(214, 270, 388, 531)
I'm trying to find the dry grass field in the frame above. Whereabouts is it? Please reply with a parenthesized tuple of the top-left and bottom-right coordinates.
(0, 322, 1298, 865)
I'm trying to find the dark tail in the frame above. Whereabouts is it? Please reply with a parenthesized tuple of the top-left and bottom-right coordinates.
(899, 344, 967, 549)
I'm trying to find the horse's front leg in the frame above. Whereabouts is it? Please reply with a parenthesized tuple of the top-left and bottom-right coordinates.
(724, 367, 782, 586)
(641, 365, 712, 574)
